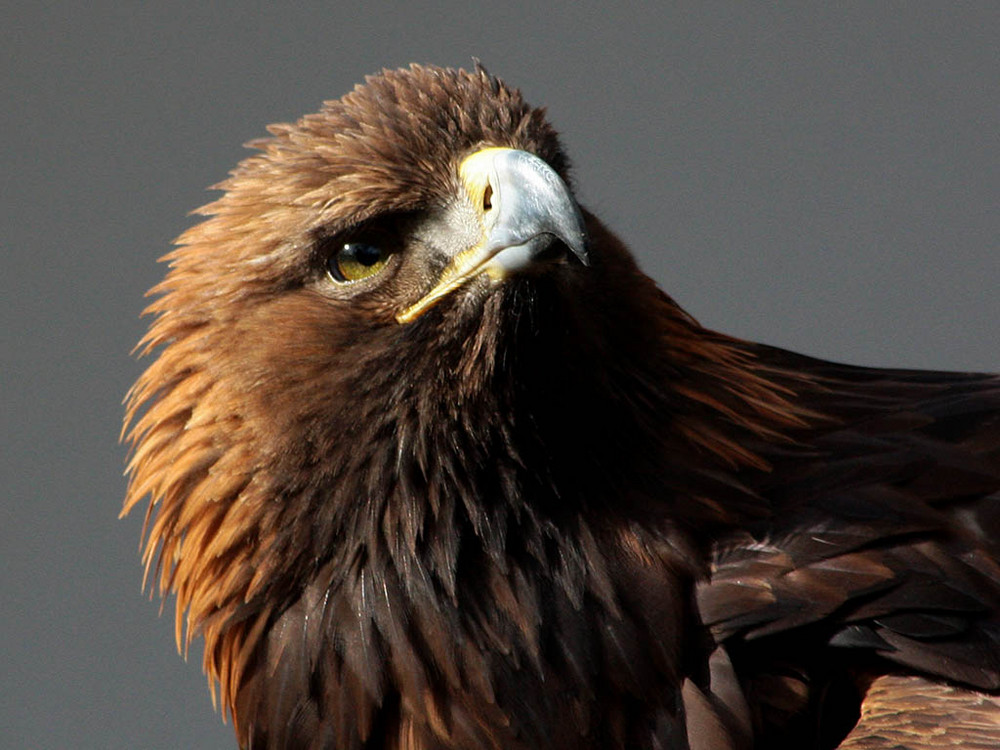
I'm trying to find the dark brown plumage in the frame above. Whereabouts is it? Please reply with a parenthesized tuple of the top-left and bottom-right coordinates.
(123, 64, 1000, 749)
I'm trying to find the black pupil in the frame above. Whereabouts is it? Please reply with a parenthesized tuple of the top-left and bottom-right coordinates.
(346, 242, 382, 266)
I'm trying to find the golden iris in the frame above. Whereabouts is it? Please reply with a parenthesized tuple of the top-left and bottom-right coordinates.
(328, 241, 390, 282)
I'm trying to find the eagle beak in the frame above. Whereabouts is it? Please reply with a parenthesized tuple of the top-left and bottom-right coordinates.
(396, 148, 588, 323)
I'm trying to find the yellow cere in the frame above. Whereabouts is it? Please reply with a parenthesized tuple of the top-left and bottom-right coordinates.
(395, 148, 509, 324)
(459, 147, 511, 214)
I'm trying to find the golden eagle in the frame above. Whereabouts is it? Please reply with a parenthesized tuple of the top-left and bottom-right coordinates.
(123, 65, 1000, 749)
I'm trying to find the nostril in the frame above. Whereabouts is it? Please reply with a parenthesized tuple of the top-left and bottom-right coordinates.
(483, 183, 493, 211)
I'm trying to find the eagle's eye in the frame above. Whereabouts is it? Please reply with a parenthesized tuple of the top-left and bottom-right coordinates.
(328, 241, 391, 283)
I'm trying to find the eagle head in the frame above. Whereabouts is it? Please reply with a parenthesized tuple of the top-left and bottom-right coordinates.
(124, 64, 807, 748)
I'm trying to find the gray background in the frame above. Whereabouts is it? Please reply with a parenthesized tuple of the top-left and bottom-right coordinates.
(3, 4, 997, 748)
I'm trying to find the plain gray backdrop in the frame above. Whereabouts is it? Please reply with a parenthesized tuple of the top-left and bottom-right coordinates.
(3, 3, 997, 748)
